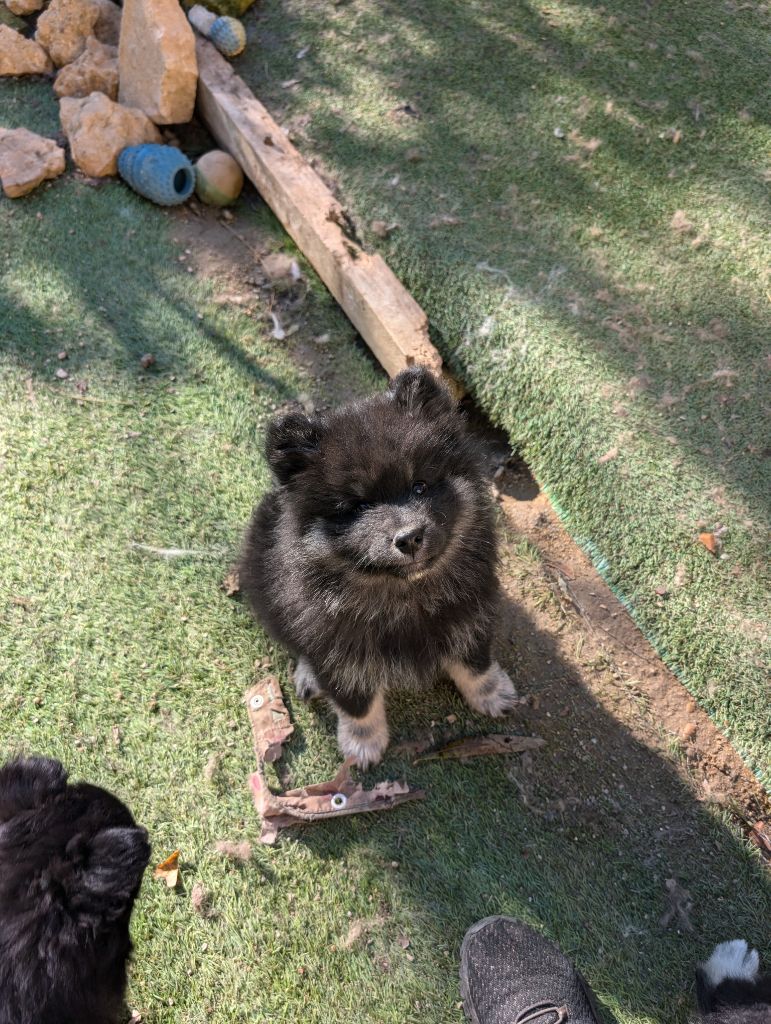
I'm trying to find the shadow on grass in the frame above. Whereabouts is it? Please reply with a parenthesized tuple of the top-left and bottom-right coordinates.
(243, 0, 769, 521)
(278, 589, 770, 1022)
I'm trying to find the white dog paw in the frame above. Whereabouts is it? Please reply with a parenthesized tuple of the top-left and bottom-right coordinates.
(702, 940, 760, 986)
(293, 657, 321, 701)
(449, 661, 519, 718)
(336, 693, 389, 769)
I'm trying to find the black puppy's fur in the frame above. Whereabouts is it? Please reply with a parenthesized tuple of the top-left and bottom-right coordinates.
(0, 756, 150, 1024)
(694, 940, 771, 1024)
(239, 367, 518, 766)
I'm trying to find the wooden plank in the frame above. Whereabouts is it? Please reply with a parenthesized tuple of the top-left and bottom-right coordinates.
(195, 38, 442, 379)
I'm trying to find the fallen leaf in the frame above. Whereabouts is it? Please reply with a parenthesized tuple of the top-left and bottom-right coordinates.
(221, 568, 240, 596)
(748, 821, 771, 863)
(55, 368, 69, 380)
(214, 840, 252, 861)
(153, 850, 180, 888)
(414, 734, 543, 764)
(57, 350, 68, 361)
(598, 446, 619, 464)
(251, 761, 424, 844)
(245, 676, 294, 763)
(659, 877, 693, 932)
(698, 531, 718, 555)
(111, 724, 122, 747)
(139, 353, 155, 369)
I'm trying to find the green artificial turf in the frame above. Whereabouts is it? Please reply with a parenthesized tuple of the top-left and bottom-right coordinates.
(237, 0, 770, 788)
(1, 73, 770, 1024)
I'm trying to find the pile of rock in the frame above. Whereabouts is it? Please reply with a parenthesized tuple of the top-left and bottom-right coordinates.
(0, 0, 239, 199)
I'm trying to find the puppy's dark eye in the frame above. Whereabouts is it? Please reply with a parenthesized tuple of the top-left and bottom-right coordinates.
(412, 481, 428, 496)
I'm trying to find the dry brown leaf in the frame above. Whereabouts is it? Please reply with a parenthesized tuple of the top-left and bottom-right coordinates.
(222, 568, 240, 597)
(153, 850, 180, 888)
(748, 820, 771, 863)
(245, 676, 294, 763)
(139, 353, 155, 369)
(698, 531, 718, 555)
(250, 761, 424, 844)
(414, 734, 544, 764)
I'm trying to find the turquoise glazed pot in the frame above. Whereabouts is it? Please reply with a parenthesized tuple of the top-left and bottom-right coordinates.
(118, 145, 195, 206)
(210, 16, 247, 57)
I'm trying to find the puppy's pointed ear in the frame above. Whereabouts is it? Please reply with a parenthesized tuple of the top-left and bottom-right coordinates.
(388, 366, 455, 417)
(266, 412, 322, 483)
(0, 756, 67, 823)
(77, 826, 151, 923)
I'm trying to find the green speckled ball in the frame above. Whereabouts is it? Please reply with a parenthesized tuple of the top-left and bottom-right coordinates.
(194, 150, 244, 207)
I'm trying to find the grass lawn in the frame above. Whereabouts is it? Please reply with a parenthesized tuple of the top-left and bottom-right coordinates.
(237, 0, 771, 789)
(1, 58, 769, 1024)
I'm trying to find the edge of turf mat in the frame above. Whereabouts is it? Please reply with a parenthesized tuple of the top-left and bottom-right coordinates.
(236, 0, 771, 791)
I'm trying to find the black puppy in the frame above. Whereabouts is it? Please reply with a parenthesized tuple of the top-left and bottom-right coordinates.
(0, 756, 150, 1024)
(695, 940, 771, 1023)
(239, 366, 518, 767)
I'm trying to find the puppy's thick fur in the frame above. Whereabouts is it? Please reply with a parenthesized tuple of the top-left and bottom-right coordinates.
(694, 940, 771, 1024)
(239, 367, 518, 766)
(0, 756, 150, 1024)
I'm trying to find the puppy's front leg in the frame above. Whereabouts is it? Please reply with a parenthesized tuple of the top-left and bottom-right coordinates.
(333, 690, 389, 769)
(445, 657, 518, 717)
(293, 656, 322, 701)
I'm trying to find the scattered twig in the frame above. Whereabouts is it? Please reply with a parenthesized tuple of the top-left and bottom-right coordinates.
(128, 542, 227, 559)
(413, 734, 543, 764)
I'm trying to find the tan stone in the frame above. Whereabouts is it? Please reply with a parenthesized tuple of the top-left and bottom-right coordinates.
(6, 0, 46, 15)
(59, 91, 162, 177)
(36, 0, 100, 68)
(92, 0, 121, 46)
(118, 0, 197, 125)
(54, 37, 118, 99)
(0, 23, 53, 75)
(0, 127, 65, 198)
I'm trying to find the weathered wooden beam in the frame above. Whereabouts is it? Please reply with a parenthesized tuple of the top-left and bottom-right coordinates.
(195, 38, 442, 378)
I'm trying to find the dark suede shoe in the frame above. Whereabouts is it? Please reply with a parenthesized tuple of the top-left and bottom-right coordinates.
(460, 917, 602, 1024)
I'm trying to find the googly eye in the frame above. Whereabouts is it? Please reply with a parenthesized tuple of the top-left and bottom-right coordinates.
(412, 481, 427, 496)
(249, 694, 264, 710)
(330, 793, 347, 809)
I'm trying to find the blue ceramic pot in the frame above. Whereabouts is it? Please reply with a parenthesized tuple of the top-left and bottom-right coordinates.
(118, 144, 195, 206)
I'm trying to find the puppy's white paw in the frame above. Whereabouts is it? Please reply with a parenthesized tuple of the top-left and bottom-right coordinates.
(336, 693, 389, 770)
(448, 661, 519, 718)
(702, 940, 760, 987)
(293, 657, 321, 701)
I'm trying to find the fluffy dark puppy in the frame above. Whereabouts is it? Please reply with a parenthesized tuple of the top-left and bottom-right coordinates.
(695, 940, 771, 1024)
(0, 756, 150, 1024)
(239, 366, 518, 766)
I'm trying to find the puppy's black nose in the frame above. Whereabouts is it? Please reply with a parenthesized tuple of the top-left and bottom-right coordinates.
(394, 526, 424, 557)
